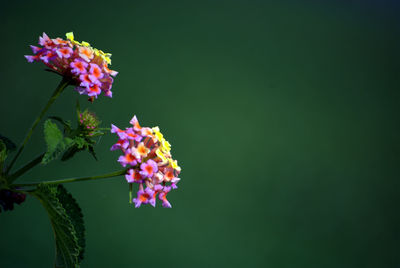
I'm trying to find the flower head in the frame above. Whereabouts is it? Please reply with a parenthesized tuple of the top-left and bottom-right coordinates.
(78, 110, 101, 136)
(111, 115, 181, 208)
(25, 32, 118, 101)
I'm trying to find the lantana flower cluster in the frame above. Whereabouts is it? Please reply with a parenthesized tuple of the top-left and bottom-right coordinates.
(111, 116, 181, 208)
(25, 32, 118, 100)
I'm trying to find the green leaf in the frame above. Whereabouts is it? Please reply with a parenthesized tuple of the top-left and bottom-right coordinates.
(0, 140, 7, 173)
(60, 145, 83, 162)
(61, 137, 97, 162)
(88, 145, 98, 161)
(32, 184, 85, 268)
(56, 185, 85, 262)
(60, 137, 87, 162)
(42, 120, 74, 164)
(48, 116, 72, 134)
(0, 134, 16, 152)
(0, 140, 7, 162)
(75, 100, 81, 119)
(43, 120, 63, 163)
(73, 137, 88, 149)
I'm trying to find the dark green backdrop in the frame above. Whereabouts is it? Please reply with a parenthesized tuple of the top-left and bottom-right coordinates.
(1, 1, 399, 267)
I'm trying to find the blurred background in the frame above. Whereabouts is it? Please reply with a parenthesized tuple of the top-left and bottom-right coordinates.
(0, 0, 399, 267)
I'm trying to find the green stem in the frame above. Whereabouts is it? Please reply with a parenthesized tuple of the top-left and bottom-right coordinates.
(6, 78, 70, 175)
(129, 183, 133, 204)
(8, 153, 45, 182)
(12, 169, 127, 188)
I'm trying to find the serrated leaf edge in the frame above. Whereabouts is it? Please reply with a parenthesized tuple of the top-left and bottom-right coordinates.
(31, 184, 82, 268)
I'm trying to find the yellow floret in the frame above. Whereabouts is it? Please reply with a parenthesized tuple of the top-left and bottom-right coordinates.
(169, 159, 181, 171)
(152, 126, 162, 136)
(65, 32, 112, 64)
(81, 41, 90, 47)
(153, 128, 164, 142)
(161, 139, 171, 153)
(156, 148, 167, 162)
(103, 56, 112, 64)
(66, 32, 74, 41)
(94, 48, 112, 64)
(65, 32, 80, 46)
(152, 127, 171, 153)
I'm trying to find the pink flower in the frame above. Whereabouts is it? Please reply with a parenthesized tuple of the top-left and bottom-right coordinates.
(24, 55, 37, 63)
(125, 129, 143, 142)
(133, 186, 155, 208)
(89, 63, 104, 81)
(111, 115, 181, 208)
(30, 45, 42, 54)
(40, 50, 57, 63)
(140, 160, 158, 178)
(148, 184, 163, 207)
(141, 127, 153, 136)
(70, 59, 88, 75)
(104, 89, 112, 98)
(132, 142, 150, 160)
(110, 139, 129, 151)
(79, 74, 93, 88)
(129, 115, 141, 132)
(111, 124, 127, 139)
(78, 46, 94, 62)
(159, 186, 172, 208)
(39, 32, 53, 48)
(56, 47, 73, 58)
(118, 149, 138, 167)
(25, 32, 118, 101)
(125, 169, 143, 183)
(87, 84, 101, 97)
(163, 168, 176, 182)
(171, 177, 181, 189)
(103, 62, 118, 77)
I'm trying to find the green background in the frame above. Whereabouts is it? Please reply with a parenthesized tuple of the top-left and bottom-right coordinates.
(1, 1, 399, 267)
